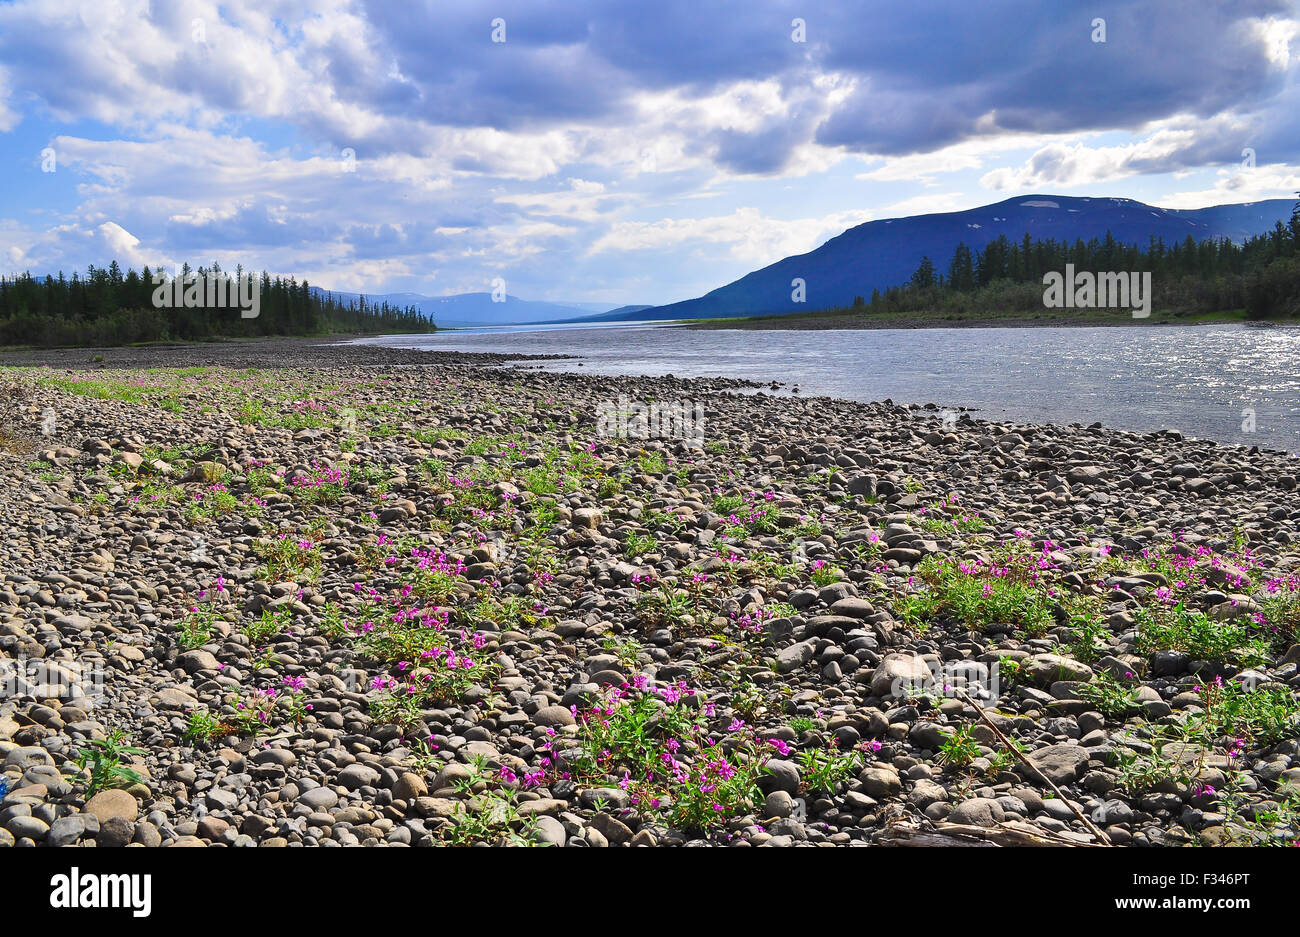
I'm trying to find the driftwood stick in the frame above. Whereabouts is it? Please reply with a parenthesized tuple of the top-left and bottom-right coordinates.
(878, 819, 1101, 847)
(954, 689, 1113, 846)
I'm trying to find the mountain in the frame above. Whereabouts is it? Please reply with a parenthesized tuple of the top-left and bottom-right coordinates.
(613, 195, 1296, 322)
(308, 288, 620, 327)
(548, 304, 655, 323)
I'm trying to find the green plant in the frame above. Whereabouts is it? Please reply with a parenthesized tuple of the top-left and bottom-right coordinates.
(1255, 579, 1300, 650)
(237, 398, 266, 424)
(935, 724, 980, 768)
(437, 757, 541, 846)
(914, 551, 1057, 636)
(1219, 780, 1300, 846)
(1113, 738, 1200, 795)
(624, 531, 657, 559)
(255, 531, 324, 582)
(635, 450, 668, 475)
(243, 606, 291, 646)
(635, 582, 693, 631)
(1135, 601, 1270, 666)
(996, 655, 1024, 690)
(796, 743, 863, 794)
(183, 708, 227, 744)
(572, 686, 768, 832)
(317, 601, 348, 639)
(1077, 672, 1141, 717)
(72, 730, 146, 796)
(1064, 597, 1108, 662)
(807, 559, 844, 587)
(1188, 678, 1300, 747)
(602, 637, 645, 671)
(894, 591, 938, 634)
(727, 672, 768, 719)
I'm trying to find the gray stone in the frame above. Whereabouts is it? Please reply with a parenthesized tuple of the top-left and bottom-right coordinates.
(775, 641, 815, 674)
(758, 759, 800, 795)
(47, 815, 89, 847)
(97, 816, 134, 847)
(534, 815, 566, 847)
(85, 789, 139, 824)
(869, 654, 933, 698)
(588, 811, 633, 845)
(338, 763, 382, 790)
(578, 788, 630, 810)
(764, 790, 794, 818)
(1023, 744, 1091, 786)
(859, 765, 902, 799)
(1026, 654, 1094, 685)
(5, 815, 49, 840)
(297, 787, 340, 810)
(533, 705, 576, 727)
(177, 649, 219, 673)
(948, 798, 1004, 827)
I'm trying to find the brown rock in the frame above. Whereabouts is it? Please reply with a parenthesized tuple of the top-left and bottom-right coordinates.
(85, 788, 139, 825)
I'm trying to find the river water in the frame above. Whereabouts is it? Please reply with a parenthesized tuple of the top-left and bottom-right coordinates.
(349, 322, 1300, 452)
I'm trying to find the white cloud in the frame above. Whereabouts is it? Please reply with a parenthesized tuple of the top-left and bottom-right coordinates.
(979, 128, 1206, 191)
(878, 192, 968, 216)
(1155, 164, 1300, 209)
(588, 206, 873, 265)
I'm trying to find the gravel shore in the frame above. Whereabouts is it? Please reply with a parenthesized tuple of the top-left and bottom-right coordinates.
(1, 337, 1297, 848)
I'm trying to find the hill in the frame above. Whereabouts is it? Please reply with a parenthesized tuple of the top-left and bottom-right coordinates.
(618, 195, 1295, 321)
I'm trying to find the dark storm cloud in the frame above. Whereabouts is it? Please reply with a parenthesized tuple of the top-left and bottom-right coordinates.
(814, 0, 1294, 155)
(347, 0, 1299, 165)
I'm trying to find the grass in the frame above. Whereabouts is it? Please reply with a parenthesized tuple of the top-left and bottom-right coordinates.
(1188, 679, 1300, 747)
(1135, 601, 1271, 666)
(242, 606, 292, 645)
(623, 531, 657, 558)
(912, 550, 1057, 636)
(255, 532, 324, 582)
(1077, 672, 1141, 717)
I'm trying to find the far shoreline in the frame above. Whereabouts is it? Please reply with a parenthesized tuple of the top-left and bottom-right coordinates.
(672, 310, 1300, 332)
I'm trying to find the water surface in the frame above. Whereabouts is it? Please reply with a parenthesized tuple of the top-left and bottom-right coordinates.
(350, 323, 1300, 452)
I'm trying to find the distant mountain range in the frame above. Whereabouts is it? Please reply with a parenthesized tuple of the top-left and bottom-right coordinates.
(314, 194, 1294, 326)
(306, 288, 620, 328)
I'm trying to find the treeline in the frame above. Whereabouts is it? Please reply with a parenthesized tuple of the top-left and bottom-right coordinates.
(848, 195, 1300, 321)
(0, 260, 434, 347)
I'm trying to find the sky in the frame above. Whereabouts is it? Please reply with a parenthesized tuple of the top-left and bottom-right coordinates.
(1, 0, 1298, 307)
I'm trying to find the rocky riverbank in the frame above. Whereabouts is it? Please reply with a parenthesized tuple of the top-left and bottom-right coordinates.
(0, 338, 1297, 848)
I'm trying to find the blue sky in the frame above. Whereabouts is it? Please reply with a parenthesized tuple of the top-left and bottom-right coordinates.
(1, 0, 1297, 306)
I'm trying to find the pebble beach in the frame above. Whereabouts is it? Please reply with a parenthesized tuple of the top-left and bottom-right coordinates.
(1, 337, 1298, 848)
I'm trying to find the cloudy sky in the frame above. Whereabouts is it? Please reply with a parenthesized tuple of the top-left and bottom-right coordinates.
(1, 0, 1298, 306)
